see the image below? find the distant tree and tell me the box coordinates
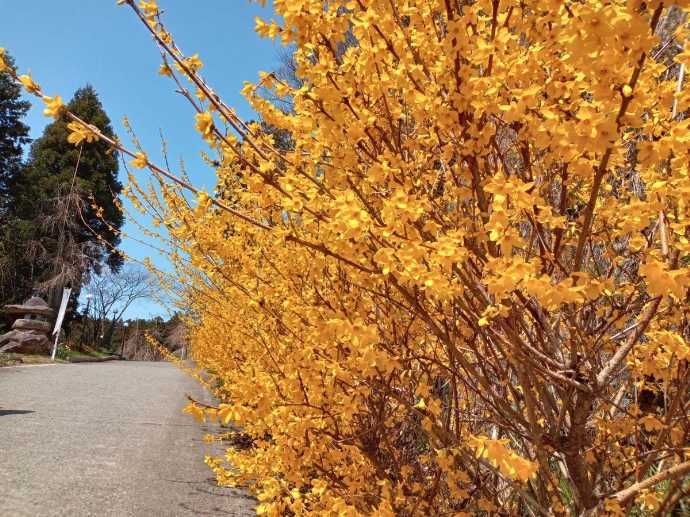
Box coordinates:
[116,313,187,361]
[85,265,153,350]
[0,51,30,220]
[7,85,124,307]
[0,51,31,303]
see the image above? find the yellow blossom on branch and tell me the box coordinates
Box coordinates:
[130,152,148,169]
[25,0,690,514]
[18,74,41,95]
[185,53,203,72]
[66,121,99,145]
[139,0,158,18]
[0,48,9,72]
[42,95,64,119]
[158,63,172,77]
[194,112,214,138]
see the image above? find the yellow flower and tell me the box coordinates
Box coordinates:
[42,95,64,119]
[186,53,203,72]
[139,0,158,17]
[158,30,172,45]
[130,152,148,169]
[158,63,172,77]
[197,191,212,208]
[255,17,270,38]
[240,81,255,98]
[674,51,690,68]
[0,48,8,72]
[66,121,99,145]
[174,54,203,76]
[58,1,690,512]
[18,74,41,95]
[195,112,214,137]
[254,18,281,40]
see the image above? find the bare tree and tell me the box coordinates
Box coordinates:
[85,265,154,350]
[34,185,107,310]
[0,185,104,308]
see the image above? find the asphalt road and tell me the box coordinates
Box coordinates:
[0,361,255,517]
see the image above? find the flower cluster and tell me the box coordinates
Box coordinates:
[9,0,690,514]
[124,0,690,514]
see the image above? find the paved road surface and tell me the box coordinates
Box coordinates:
[0,361,255,516]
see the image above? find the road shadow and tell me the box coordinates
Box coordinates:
[162,477,255,501]
[0,409,35,416]
[177,502,236,516]
[191,484,256,501]
[162,476,256,516]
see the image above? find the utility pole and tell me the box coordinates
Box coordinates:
[133,320,140,360]
[119,321,129,359]
[77,293,93,351]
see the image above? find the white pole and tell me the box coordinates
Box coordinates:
[672,63,685,120]
[51,288,72,361]
[51,331,60,361]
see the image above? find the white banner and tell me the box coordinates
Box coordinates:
[52,288,72,336]
[51,288,72,360]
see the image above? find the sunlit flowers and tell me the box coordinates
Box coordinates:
[66,121,99,145]
[194,112,213,138]
[18,74,40,95]
[185,53,203,72]
[139,0,158,18]
[0,48,8,72]
[130,152,148,169]
[16,0,690,514]
[42,95,64,119]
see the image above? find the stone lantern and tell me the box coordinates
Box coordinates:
[0,296,55,354]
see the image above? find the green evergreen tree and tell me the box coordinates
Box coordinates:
[0,51,31,304]
[0,51,30,221]
[7,85,124,306]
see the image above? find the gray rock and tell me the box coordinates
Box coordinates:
[2,304,55,318]
[0,296,54,355]
[0,330,51,354]
[2,296,55,318]
[12,319,52,333]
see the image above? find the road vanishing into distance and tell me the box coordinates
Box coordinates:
[0,361,254,516]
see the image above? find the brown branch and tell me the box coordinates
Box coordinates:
[185,394,219,410]
[596,296,661,387]
[613,460,690,504]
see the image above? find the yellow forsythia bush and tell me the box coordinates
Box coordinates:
[5,0,690,514]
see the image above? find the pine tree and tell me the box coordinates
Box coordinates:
[7,85,124,306]
[0,51,30,222]
[0,51,31,304]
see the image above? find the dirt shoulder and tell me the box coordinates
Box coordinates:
[0,353,67,367]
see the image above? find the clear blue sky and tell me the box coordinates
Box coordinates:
[2,1,279,318]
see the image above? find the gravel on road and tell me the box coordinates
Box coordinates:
[0,361,255,517]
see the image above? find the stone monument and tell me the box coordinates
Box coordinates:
[0,296,55,354]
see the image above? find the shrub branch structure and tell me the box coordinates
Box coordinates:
[3,1,690,514]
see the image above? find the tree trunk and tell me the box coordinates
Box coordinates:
[104,318,119,351]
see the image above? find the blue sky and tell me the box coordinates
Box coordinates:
[2,1,280,318]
